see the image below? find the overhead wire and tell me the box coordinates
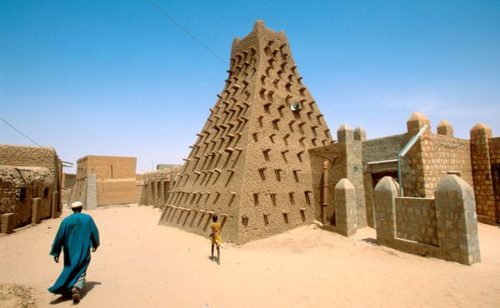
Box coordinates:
[0,115,42,146]
[147,0,228,65]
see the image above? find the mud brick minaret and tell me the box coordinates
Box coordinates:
[159,21,333,244]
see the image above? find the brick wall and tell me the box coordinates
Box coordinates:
[374,175,480,265]
[488,137,500,223]
[396,197,438,246]
[489,137,500,164]
[420,134,472,197]
[470,125,496,223]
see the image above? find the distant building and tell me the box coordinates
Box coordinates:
[156,164,181,170]
[61,173,76,204]
[140,165,181,207]
[0,145,62,233]
[70,155,141,208]
[63,173,76,188]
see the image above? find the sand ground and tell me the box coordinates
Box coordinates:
[1,204,500,308]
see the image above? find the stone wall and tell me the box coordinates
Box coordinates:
[489,137,500,164]
[395,197,437,246]
[489,137,500,223]
[374,175,480,265]
[421,134,472,197]
[470,124,497,224]
[362,113,481,227]
[333,178,357,236]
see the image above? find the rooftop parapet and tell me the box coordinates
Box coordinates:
[354,127,366,141]
[437,120,454,137]
[470,123,492,141]
[337,124,354,143]
[407,112,431,136]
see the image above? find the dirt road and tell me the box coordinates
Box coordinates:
[1,204,499,307]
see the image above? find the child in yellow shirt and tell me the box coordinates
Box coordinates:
[210,215,222,264]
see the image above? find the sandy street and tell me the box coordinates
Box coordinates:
[1,204,499,308]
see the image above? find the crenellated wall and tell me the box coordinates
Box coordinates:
[374,175,480,265]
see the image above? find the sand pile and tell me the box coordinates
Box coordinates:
[0,284,37,308]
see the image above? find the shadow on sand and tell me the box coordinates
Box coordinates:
[361,238,379,245]
[49,281,102,305]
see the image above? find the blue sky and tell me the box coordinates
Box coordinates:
[1,0,499,173]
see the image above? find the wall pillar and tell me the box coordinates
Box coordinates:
[51,190,59,218]
[374,176,399,245]
[334,178,357,236]
[1,213,15,234]
[86,174,97,209]
[32,197,42,224]
[435,175,481,265]
[470,123,496,224]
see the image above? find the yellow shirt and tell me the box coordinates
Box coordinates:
[211,222,222,245]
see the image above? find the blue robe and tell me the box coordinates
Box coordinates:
[48,212,100,294]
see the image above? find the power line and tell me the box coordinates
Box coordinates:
[0,115,42,146]
[147,0,228,65]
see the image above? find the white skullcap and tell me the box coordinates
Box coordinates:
[71,201,83,209]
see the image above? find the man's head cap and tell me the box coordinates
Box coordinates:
[71,201,83,209]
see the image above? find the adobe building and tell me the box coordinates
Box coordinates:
[0,145,62,233]
[70,155,141,208]
[140,165,181,207]
[159,21,334,244]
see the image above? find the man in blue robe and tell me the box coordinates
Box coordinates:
[49,201,100,303]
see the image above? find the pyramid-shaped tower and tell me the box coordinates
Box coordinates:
[159,21,333,243]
